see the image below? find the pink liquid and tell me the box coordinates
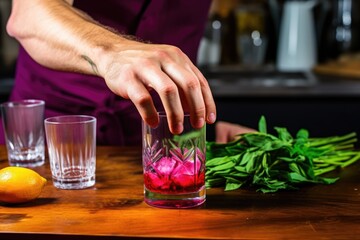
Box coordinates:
[144,155,205,194]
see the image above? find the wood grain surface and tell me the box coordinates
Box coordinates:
[0,145,360,240]
[314,58,360,78]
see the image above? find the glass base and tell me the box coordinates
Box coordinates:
[8,151,45,167]
[144,186,206,209]
[52,175,95,189]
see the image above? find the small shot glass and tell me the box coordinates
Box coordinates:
[44,115,96,189]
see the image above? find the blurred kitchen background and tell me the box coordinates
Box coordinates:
[198,0,360,69]
[1,0,360,140]
[0,0,17,103]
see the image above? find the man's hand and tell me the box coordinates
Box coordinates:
[100,41,216,134]
[7,0,217,134]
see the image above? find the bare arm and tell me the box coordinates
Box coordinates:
[7,0,217,133]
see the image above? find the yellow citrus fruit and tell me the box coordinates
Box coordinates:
[0,166,47,204]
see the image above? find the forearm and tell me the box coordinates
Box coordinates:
[7,0,129,76]
[7,0,217,135]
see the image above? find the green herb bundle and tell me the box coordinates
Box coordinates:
[206,116,360,193]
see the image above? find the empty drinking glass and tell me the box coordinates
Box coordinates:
[44,115,96,189]
[1,99,45,167]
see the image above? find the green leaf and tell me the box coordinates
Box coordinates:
[225,182,242,191]
[234,165,247,173]
[261,153,268,169]
[205,116,360,194]
[205,178,225,188]
[258,115,267,134]
[288,172,309,182]
[275,127,293,142]
[206,156,233,167]
[260,139,287,151]
[242,133,277,147]
[319,177,339,184]
[173,127,205,150]
[240,151,253,166]
[209,159,236,172]
[229,171,249,178]
[296,129,309,142]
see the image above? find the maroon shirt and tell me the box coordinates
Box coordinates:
[1,0,211,145]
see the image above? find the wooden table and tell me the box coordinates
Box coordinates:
[1,145,360,239]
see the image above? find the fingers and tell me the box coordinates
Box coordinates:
[190,64,217,125]
[161,63,204,130]
[136,64,184,134]
[160,48,216,130]
[146,69,184,134]
[105,43,216,134]
[126,79,159,128]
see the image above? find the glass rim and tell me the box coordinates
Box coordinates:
[44,115,96,125]
[1,99,45,108]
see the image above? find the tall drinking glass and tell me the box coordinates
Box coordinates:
[44,115,96,189]
[1,99,45,167]
[142,112,206,208]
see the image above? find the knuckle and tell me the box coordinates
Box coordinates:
[139,58,156,68]
[185,79,201,91]
[200,77,210,88]
[168,45,182,55]
[153,49,170,60]
[132,92,152,106]
[194,106,206,116]
[159,83,177,96]
[108,63,134,80]
[154,45,182,60]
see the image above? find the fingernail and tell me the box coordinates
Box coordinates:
[208,113,216,123]
[197,117,205,128]
[174,122,183,134]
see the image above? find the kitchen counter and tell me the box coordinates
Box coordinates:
[2,67,360,100]
[2,67,360,139]
[1,145,360,239]
[203,66,360,98]
[200,66,360,142]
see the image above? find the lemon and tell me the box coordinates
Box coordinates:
[0,166,47,204]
